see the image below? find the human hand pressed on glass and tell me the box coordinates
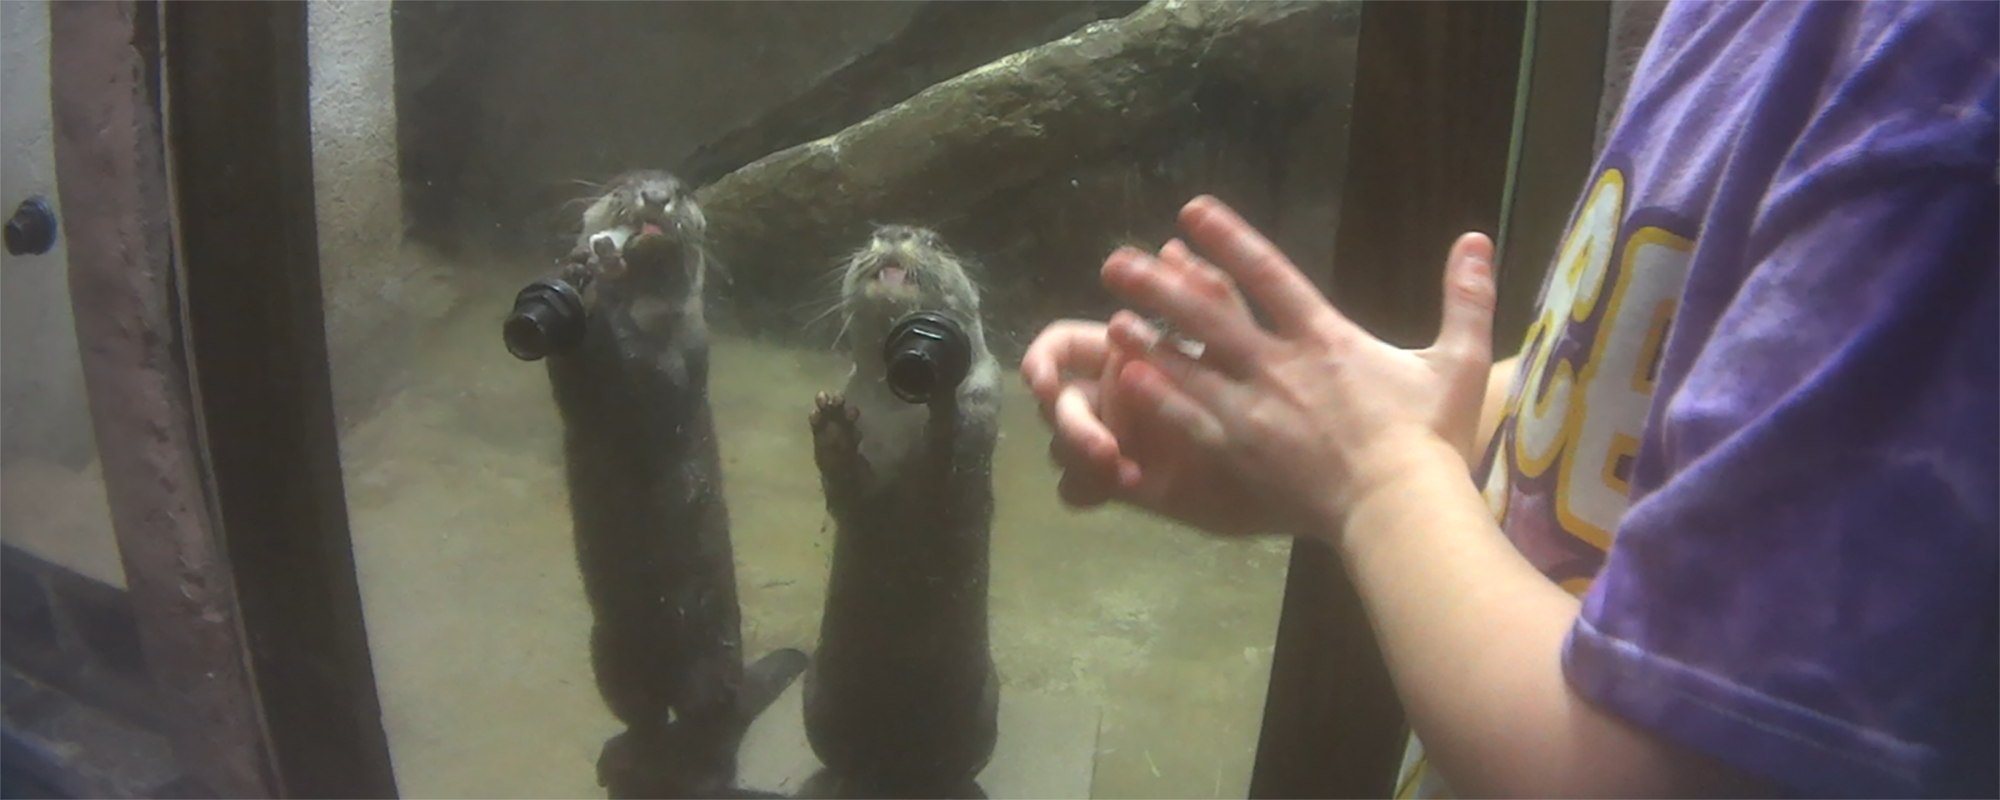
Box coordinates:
[1021,195,1499,542]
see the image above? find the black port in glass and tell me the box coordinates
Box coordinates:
[503,277,587,362]
[883,311,971,404]
[4,196,57,257]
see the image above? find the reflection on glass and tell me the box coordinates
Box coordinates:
[313,1,1356,797]
[1,0,125,590]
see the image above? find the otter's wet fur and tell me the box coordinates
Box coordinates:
[543,169,805,799]
[802,225,1002,798]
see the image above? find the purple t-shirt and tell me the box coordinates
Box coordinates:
[1440,1,1996,797]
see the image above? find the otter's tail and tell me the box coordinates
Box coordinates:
[736,647,810,722]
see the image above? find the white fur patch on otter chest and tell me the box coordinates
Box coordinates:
[845,377,931,482]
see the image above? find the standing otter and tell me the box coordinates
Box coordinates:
[802,225,1003,799]
[538,169,806,799]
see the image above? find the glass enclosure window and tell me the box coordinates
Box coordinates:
[308,2,1357,796]
[1,0,125,591]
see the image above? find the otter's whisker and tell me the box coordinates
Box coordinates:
[811,265,850,291]
[798,299,848,334]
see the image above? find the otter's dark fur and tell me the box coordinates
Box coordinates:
[802,225,1002,799]
[543,169,806,799]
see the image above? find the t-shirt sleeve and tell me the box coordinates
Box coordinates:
[1560,162,1998,795]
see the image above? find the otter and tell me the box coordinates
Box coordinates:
[801,224,1003,799]
[541,169,806,799]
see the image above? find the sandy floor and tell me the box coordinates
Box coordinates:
[1,456,127,590]
[334,266,1293,799]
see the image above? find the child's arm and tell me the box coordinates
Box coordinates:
[1332,164,1996,800]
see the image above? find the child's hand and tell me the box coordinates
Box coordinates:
[1096,196,1497,541]
[1023,316,1287,536]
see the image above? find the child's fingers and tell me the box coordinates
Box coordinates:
[1050,384,1124,473]
[1430,232,1498,368]
[1020,319,1113,402]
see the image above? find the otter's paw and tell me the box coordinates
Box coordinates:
[587,234,631,283]
[810,392,870,483]
[600,729,719,800]
[810,392,860,454]
[739,648,811,720]
[596,730,638,793]
[589,232,621,262]
[557,255,594,288]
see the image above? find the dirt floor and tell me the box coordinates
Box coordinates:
[0,457,127,590]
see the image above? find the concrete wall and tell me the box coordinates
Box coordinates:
[1,0,126,588]
[306,0,462,428]
[395,1,929,255]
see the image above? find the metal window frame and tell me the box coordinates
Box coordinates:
[157,2,400,796]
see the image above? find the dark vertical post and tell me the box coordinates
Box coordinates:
[1494,0,1614,352]
[160,1,399,796]
[390,0,498,256]
[1248,2,1530,798]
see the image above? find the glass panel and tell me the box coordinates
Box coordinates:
[1,0,125,590]
[311,2,1358,797]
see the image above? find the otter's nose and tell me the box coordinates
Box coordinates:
[641,186,673,208]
